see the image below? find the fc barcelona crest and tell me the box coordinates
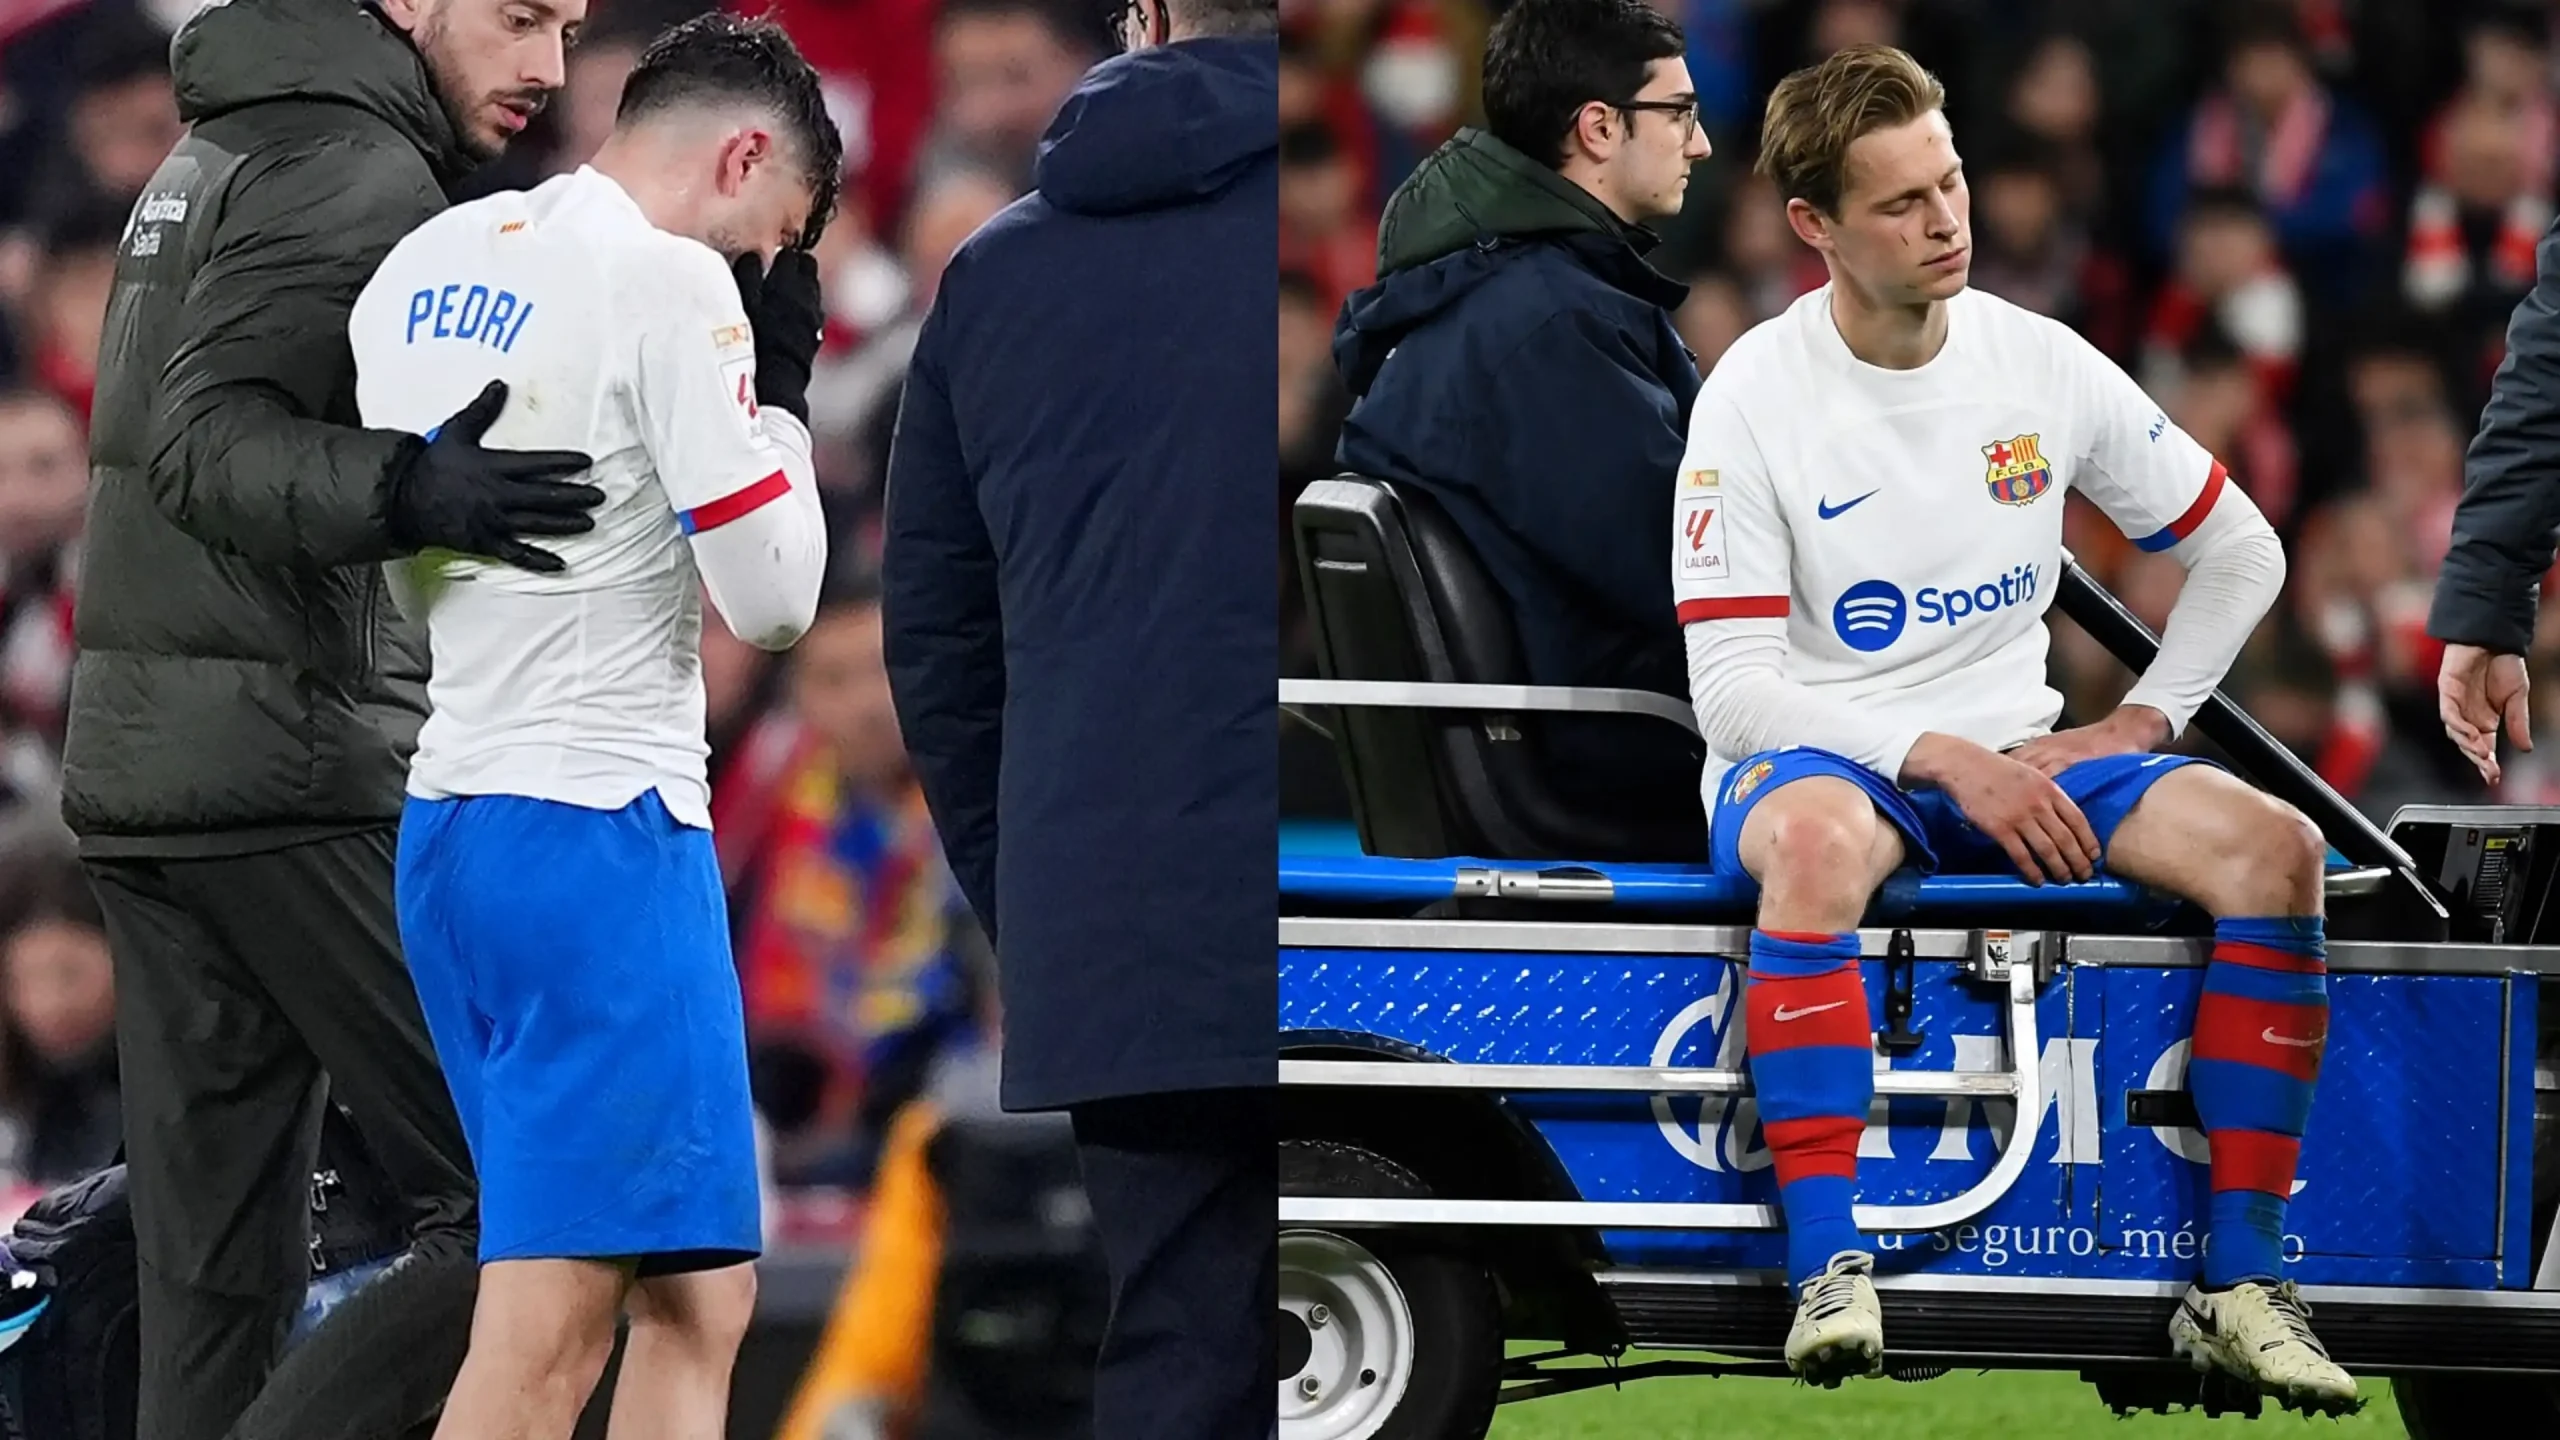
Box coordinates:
[1981,433,2052,506]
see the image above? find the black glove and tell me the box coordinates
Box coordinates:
[387,379,602,574]
[732,249,824,426]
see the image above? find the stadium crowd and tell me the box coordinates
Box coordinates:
[1281,0,2560,831]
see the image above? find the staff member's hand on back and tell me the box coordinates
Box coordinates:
[2440,643,2532,785]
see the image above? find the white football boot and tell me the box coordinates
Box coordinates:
[1784,1250,1884,1387]
[2168,1279,2363,1416]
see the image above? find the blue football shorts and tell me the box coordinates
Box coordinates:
[395,788,761,1274]
[1706,745,2215,877]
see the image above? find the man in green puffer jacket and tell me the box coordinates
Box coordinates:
[63,1,603,1435]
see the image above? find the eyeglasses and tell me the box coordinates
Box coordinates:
[1615,98,1701,140]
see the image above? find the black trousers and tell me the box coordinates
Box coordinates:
[86,829,479,1440]
[1068,1088,1275,1440]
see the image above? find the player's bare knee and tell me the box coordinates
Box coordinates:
[2176,790,2326,917]
[1746,782,1889,925]
[629,1264,757,1358]
[2234,797,2328,916]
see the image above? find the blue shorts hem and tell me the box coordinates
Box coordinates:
[1708,745,2216,878]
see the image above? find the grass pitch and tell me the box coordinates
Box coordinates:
[1487,1354,2410,1439]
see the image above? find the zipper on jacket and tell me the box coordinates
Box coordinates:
[358,569,382,678]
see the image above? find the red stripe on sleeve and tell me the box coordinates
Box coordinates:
[1678,596,1790,624]
[2163,458,2230,544]
[679,470,791,535]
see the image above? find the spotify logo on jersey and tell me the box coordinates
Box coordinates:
[1832,579,1908,652]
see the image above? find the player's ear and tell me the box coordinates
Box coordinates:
[1783,195,1833,252]
[716,129,771,196]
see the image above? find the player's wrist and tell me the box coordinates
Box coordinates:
[2108,704,2173,750]
[1896,731,1977,787]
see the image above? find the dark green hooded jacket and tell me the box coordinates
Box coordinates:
[65,0,472,855]
[1331,127,1704,830]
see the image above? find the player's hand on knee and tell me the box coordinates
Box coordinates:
[1934,742,2100,885]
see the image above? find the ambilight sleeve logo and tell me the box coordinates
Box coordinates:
[1832,579,1908,651]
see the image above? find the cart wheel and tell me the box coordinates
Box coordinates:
[1279,1140,1501,1440]
[2396,1372,2560,1440]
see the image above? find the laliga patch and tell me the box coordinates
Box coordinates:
[1678,494,1727,580]
[720,354,758,419]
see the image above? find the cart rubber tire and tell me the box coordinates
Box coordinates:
[2395,1371,2560,1440]
[1280,1140,1503,1440]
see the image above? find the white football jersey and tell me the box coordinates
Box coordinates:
[349,166,822,828]
[1673,285,2229,801]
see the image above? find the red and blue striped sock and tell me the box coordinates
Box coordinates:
[2189,914,2327,1289]
[1745,928,1873,1290]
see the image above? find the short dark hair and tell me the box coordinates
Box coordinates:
[2180,184,2267,230]
[815,555,883,616]
[2471,3,2551,52]
[1483,0,1686,169]
[71,10,169,97]
[936,0,1112,55]
[618,13,845,246]
[40,191,129,263]
[2220,0,2308,62]
[1279,119,1340,167]
[0,845,101,942]
[1167,0,1277,39]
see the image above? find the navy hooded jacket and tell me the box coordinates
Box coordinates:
[1333,129,1705,829]
[881,37,1276,1111]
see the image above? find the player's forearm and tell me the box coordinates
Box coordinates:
[692,413,827,651]
[2119,506,2286,740]
[1685,622,1927,780]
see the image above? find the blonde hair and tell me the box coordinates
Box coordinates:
[1755,44,1948,216]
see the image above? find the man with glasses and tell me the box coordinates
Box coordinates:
[1334,0,1712,827]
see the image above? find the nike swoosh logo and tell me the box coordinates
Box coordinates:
[2262,1028,2324,1049]
[1817,490,1879,520]
[1772,1001,1849,1022]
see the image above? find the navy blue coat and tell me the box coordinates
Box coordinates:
[1333,129,1703,826]
[2433,216,2560,656]
[881,37,1277,1112]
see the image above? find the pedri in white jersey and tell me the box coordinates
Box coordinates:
[1673,284,2274,808]
[348,165,826,829]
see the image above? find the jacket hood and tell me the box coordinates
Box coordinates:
[1332,132,1685,400]
[1373,127,1642,276]
[1035,35,1277,217]
[172,0,470,180]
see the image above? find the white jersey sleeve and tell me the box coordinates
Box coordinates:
[1675,386,1930,779]
[631,249,828,651]
[2059,327,2284,737]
